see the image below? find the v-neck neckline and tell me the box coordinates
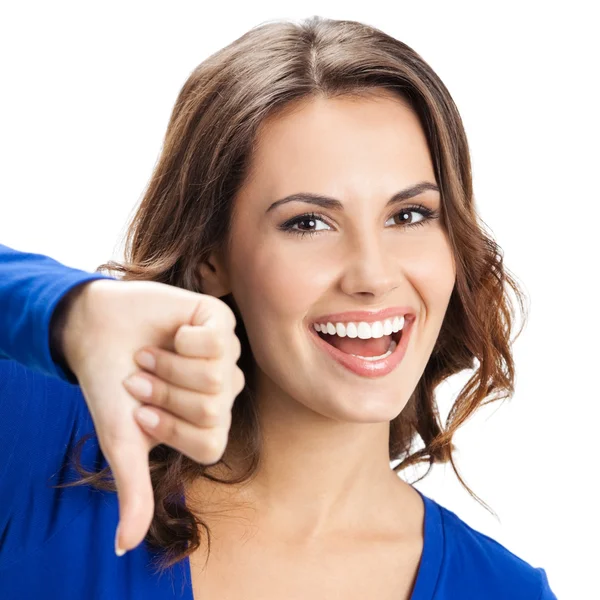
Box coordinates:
[178,487,444,599]
[409,489,444,598]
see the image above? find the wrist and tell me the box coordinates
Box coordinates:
[49,281,95,381]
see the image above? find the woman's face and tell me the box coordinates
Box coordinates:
[215,90,455,422]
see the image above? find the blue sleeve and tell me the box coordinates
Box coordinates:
[537,568,558,599]
[0,242,116,381]
[0,243,115,565]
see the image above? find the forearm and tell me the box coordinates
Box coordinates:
[0,243,115,380]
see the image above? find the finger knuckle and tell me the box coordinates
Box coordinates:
[205,370,223,394]
[234,367,246,394]
[201,432,226,464]
[173,326,192,355]
[156,353,175,381]
[153,379,173,410]
[99,410,132,438]
[232,335,242,361]
[223,305,237,329]
[211,334,226,357]
[208,297,236,329]
[100,430,129,455]
[161,415,178,441]
[202,400,221,424]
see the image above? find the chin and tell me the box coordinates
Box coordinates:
[301,389,409,424]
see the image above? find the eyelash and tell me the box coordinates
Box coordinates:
[279,203,439,238]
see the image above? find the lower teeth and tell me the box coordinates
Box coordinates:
[351,340,397,361]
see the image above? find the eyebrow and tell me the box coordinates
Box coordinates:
[265,181,440,213]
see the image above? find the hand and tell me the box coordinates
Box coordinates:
[58,279,244,555]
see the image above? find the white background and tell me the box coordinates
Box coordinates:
[1,1,597,597]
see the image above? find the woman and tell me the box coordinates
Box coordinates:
[0,16,556,599]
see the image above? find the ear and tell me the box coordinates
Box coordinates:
[197,252,231,298]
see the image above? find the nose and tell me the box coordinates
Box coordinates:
[339,233,401,299]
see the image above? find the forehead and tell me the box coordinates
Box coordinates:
[243,90,434,199]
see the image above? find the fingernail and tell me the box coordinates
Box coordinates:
[136,350,156,371]
[136,406,160,428]
[115,523,127,557]
[124,374,153,398]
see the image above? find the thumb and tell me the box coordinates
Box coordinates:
[107,436,155,556]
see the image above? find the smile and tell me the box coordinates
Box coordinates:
[308,315,414,378]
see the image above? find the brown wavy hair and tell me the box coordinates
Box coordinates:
[54,15,527,574]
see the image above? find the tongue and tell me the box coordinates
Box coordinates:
[324,333,392,357]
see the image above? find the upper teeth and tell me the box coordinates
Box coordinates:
[313,316,405,339]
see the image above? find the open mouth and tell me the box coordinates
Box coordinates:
[317,328,402,346]
[309,316,413,376]
[315,328,403,360]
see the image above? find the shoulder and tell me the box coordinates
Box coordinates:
[429,498,556,599]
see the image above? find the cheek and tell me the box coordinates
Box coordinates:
[228,243,333,376]
[404,231,455,315]
[229,242,327,328]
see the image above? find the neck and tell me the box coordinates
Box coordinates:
[185,381,417,542]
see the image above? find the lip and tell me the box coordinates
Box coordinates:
[308,314,415,378]
[311,306,416,325]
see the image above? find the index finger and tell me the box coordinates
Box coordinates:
[173,323,241,360]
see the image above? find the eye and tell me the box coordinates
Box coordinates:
[279,204,438,238]
[284,213,331,235]
[385,208,427,227]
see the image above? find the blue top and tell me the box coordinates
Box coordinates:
[0,243,557,599]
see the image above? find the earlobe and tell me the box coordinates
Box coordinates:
[197,259,231,298]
